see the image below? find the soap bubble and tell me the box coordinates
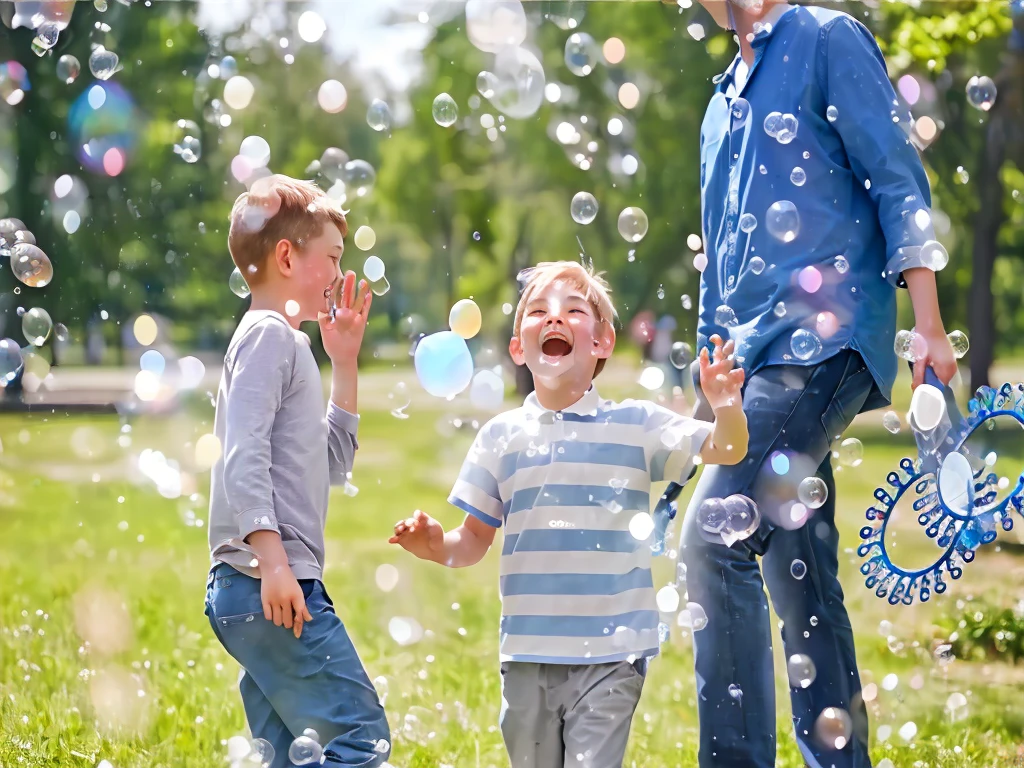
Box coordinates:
[775,113,798,144]
[223,76,255,110]
[317,79,348,113]
[366,99,391,132]
[369,277,390,296]
[10,243,53,287]
[173,119,201,164]
[798,267,822,293]
[773,302,787,318]
[798,477,827,509]
[766,201,799,243]
[287,735,322,766]
[698,495,760,547]
[787,653,816,688]
[655,585,680,613]
[730,97,750,125]
[826,105,839,122]
[715,305,738,327]
[318,147,349,183]
[816,311,839,339]
[89,47,120,80]
[229,266,250,298]
[948,330,969,359]
[693,252,708,272]
[358,256,384,284]
[628,512,655,541]
[354,226,376,251]
[432,92,458,127]
[790,167,807,186]
[738,213,757,233]
[837,438,863,467]
[790,559,808,580]
[898,721,917,742]
[564,32,599,76]
[239,135,271,167]
[893,329,916,361]
[414,331,473,398]
[882,411,901,434]
[339,160,374,198]
[834,255,849,274]
[297,10,327,43]
[814,707,853,750]
[749,256,765,275]
[470,369,504,410]
[617,207,648,243]
[465,0,528,53]
[476,70,498,99]
[638,366,665,391]
[22,308,53,346]
[919,240,949,271]
[449,299,482,339]
[487,46,546,120]
[248,738,275,767]
[764,111,783,137]
[679,602,708,631]
[57,54,80,84]
[790,329,822,361]
[669,341,693,370]
[570,192,598,225]
[0,339,24,386]
[966,75,997,111]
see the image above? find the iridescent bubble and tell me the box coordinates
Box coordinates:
[366,99,391,132]
[766,201,800,243]
[564,32,599,76]
[341,160,376,198]
[57,54,80,84]
[449,299,482,339]
[787,653,816,688]
[354,226,376,251]
[790,167,806,186]
[883,411,901,434]
[88,47,119,80]
[798,266,822,293]
[219,56,239,79]
[488,46,546,120]
[68,81,137,176]
[0,61,31,106]
[546,2,586,30]
[715,305,738,327]
[0,338,24,386]
[790,559,808,580]
[11,244,53,287]
[966,75,997,111]
[173,119,201,164]
[669,341,693,370]
[681,295,692,311]
[798,477,827,509]
[22,308,53,346]
[33,20,60,52]
[617,207,648,243]
[838,438,863,467]
[370,277,390,296]
[834,255,849,274]
[363,255,385,283]
[229,266,250,298]
[738,213,757,233]
[318,147,349,184]
[816,311,839,339]
[317,79,348,113]
[432,92,458,127]
[470,369,505,410]
[920,240,949,271]
[814,707,853,751]
[465,0,528,53]
[749,256,765,275]
[570,192,598,225]
[826,105,839,122]
[775,113,799,144]
[948,329,969,359]
[791,329,822,361]
[414,331,473,398]
[697,495,760,546]
[287,736,323,766]
[763,111,783,137]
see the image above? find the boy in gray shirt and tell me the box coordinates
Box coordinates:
[204,175,390,768]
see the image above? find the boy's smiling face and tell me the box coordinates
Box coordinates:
[509,279,614,385]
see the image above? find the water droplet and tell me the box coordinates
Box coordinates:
[790,166,806,186]
[826,104,839,122]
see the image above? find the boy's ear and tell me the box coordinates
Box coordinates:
[274,239,294,276]
[509,335,526,366]
[593,322,615,360]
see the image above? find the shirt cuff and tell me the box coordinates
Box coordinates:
[236,507,280,541]
[327,401,360,436]
[884,245,929,288]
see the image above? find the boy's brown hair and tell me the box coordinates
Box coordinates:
[514,261,618,377]
[227,175,348,285]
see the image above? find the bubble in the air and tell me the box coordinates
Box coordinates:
[728,683,743,701]
[366,98,392,132]
[790,167,806,186]
[173,119,201,164]
[564,32,599,76]
[465,0,528,53]
[10,244,54,288]
[388,616,424,645]
[814,707,853,750]
[826,105,839,122]
[738,213,757,233]
[617,207,648,243]
[239,135,271,167]
[470,369,505,410]
[775,113,798,144]
[488,46,546,119]
[89,47,120,80]
[33,21,60,52]
[57,54,80,84]
[414,331,473,398]
[715,305,738,328]
[693,252,708,272]
[787,653,816,688]
[763,111,783,137]
[966,75,997,111]
[833,255,849,274]
[681,295,692,310]
[893,329,916,361]
[798,266,822,293]
[766,201,799,243]
[948,329,969,359]
[297,10,327,43]
[318,79,348,113]
[223,76,255,110]
[342,159,376,197]
[791,329,822,361]
[798,476,827,509]
[317,147,349,184]
[229,266,250,298]
[681,602,708,631]
[790,559,808,580]
[883,411,901,433]
[226,735,252,762]
[669,341,693,370]
[22,308,53,346]
[432,92,458,127]
[369,277,390,297]
[476,70,498,99]
[697,495,760,547]
[919,240,949,271]
[449,299,482,339]
[629,512,655,541]
[749,256,765,275]
[570,192,598,225]
[655,585,680,613]
[359,255,385,283]
[0,339,24,386]
[287,735,322,766]
[353,226,376,251]
[249,738,275,767]
[838,438,863,467]
[638,366,665,391]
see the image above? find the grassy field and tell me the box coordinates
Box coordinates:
[1,368,1023,768]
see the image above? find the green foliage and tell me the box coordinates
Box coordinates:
[936,596,1024,664]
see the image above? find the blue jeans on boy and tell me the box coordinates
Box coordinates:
[204,564,391,768]
[680,350,874,768]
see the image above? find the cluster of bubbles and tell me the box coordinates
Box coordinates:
[696,494,760,547]
[894,327,970,362]
[1,218,54,288]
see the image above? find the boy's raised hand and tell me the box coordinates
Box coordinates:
[389,510,444,561]
[699,334,745,411]
[320,270,371,364]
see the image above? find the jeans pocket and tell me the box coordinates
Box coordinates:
[820,357,872,448]
[215,611,263,628]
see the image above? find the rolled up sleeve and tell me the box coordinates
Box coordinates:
[822,17,936,287]
[327,402,359,485]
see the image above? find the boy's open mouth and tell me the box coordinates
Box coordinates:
[541,338,573,357]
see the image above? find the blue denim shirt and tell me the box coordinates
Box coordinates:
[698,6,938,412]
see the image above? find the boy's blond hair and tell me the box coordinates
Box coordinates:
[227,175,348,286]
[513,261,618,377]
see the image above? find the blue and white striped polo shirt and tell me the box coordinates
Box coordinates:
[449,387,713,664]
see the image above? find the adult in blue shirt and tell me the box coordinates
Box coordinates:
[676,2,958,766]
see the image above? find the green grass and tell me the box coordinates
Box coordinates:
[1,389,1024,768]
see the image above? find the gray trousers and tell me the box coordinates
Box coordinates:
[499,660,646,768]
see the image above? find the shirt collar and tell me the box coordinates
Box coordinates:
[713,4,797,92]
[523,386,601,416]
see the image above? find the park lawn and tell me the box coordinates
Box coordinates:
[1,399,1023,768]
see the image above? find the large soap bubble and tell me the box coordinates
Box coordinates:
[414,331,474,398]
[465,0,528,53]
[487,46,546,120]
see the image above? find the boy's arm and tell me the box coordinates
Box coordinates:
[698,402,748,466]
[903,267,957,388]
[390,511,497,568]
[326,360,359,485]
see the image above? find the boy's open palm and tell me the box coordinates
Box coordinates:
[389,510,444,560]
[699,334,745,411]
[320,270,371,364]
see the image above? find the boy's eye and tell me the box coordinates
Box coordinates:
[528,309,545,316]
[569,308,586,314]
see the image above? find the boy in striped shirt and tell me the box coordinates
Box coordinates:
[389,261,748,768]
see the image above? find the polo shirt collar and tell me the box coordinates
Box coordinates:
[523,386,601,416]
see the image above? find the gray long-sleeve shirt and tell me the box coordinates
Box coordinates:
[207,310,357,581]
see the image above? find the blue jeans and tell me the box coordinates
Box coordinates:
[680,350,874,768]
[204,564,391,768]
